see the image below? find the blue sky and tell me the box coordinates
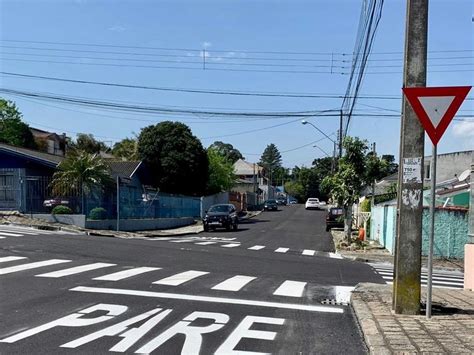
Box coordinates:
[0,0,472,167]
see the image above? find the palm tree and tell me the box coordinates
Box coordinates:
[51,151,113,213]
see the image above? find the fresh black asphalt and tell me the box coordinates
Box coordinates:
[0,205,385,354]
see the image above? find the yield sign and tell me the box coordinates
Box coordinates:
[402,86,471,145]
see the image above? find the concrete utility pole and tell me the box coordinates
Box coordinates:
[371,142,376,207]
[393,0,428,315]
[339,111,343,158]
[465,159,474,290]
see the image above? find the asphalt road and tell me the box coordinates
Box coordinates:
[0,205,385,354]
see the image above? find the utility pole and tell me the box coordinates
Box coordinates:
[371,142,376,207]
[339,110,343,158]
[393,0,428,315]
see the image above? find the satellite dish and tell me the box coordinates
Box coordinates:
[458,169,471,182]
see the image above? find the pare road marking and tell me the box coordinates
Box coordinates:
[1,303,286,354]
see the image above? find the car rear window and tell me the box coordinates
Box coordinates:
[330,208,343,215]
[308,198,319,202]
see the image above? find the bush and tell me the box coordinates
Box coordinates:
[89,207,107,220]
[361,199,371,212]
[51,205,73,215]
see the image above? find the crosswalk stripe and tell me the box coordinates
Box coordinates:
[221,243,240,248]
[0,232,23,237]
[36,263,116,278]
[273,280,306,297]
[153,270,209,286]
[302,249,315,256]
[211,275,257,291]
[275,248,289,253]
[376,271,464,283]
[0,259,71,275]
[328,253,343,259]
[0,237,5,239]
[0,256,28,263]
[170,239,194,243]
[372,266,464,278]
[195,241,217,245]
[248,245,265,250]
[93,267,160,281]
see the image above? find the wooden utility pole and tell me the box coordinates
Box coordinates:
[393,0,428,315]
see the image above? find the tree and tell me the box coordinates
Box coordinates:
[137,121,209,195]
[0,98,37,149]
[206,147,235,194]
[321,136,368,241]
[51,151,113,212]
[381,154,398,175]
[259,144,282,184]
[209,141,244,164]
[69,133,110,154]
[112,138,138,160]
[284,180,305,202]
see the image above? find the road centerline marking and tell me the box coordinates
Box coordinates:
[70,286,344,313]
[221,243,240,248]
[248,245,265,250]
[0,256,28,263]
[302,249,316,256]
[275,248,289,253]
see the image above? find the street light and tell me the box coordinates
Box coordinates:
[301,120,337,144]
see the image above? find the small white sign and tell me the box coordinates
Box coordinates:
[403,157,422,183]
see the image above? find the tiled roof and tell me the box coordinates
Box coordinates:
[0,142,64,166]
[106,161,142,178]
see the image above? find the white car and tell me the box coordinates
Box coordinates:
[305,198,320,210]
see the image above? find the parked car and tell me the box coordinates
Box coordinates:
[43,198,70,209]
[263,199,278,211]
[203,204,238,232]
[326,207,344,231]
[276,197,287,205]
[305,198,320,210]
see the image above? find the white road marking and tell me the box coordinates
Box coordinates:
[36,263,116,278]
[0,236,5,239]
[93,267,160,281]
[221,243,240,248]
[275,248,289,253]
[0,229,38,235]
[211,275,257,291]
[248,245,265,250]
[170,239,194,243]
[71,286,344,313]
[195,241,217,245]
[273,280,306,297]
[0,232,23,237]
[0,259,71,275]
[328,253,343,259]
[376,270,464,283]
[0,256,28,263]
[334,286,355,304]
[302,249,315,256]
[153,270,209,286]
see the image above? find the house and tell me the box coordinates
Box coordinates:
[424,150,473,187]
[232,158,277,200]
[30,128,67,156]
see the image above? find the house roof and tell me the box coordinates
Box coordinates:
[106,161,142,179]
[30,127,65,140]
[0,142,64,167]
[233,159,263,175]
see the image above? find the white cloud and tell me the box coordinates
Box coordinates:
[452,119,474,139]
[108,25,126,33]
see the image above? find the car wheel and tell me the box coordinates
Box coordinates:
[233,222,238,231]
[225,224,231,231]
[204,225,209,232]
[326,226,330,232]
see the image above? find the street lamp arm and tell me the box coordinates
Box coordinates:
[301,120,337,144]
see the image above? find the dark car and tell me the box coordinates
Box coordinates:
[276,197,287,206]
[263,199,278,211]
[326,207,344,231]
[203,204,238,232]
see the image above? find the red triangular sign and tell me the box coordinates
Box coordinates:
[402,86,471,145]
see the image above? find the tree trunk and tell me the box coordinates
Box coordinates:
[344,203,352,243]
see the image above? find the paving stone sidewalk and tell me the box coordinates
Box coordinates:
[352,283,474,354]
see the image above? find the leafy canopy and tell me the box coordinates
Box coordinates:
[206,147,235,194]
[51,151,113,196]
[112,137,138,161]
[0,98,37,149]
[209,141,243,164]
[68,133,110,154]
[137,121,209,195]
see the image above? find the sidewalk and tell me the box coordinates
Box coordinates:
[352,283,474,354]
[333,232,473,354]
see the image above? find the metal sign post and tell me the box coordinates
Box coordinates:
[403,85,471,319]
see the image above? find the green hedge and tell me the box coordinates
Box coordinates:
[52,205,73,215]
[89,207,107,220]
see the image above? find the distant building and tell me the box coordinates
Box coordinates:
[30,128,67,156]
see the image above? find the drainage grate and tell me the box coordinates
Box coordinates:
[321,298,348,306]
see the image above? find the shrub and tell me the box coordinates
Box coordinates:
[361,199,371,212]
[51,205,73,215]
[89,207,107,220]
